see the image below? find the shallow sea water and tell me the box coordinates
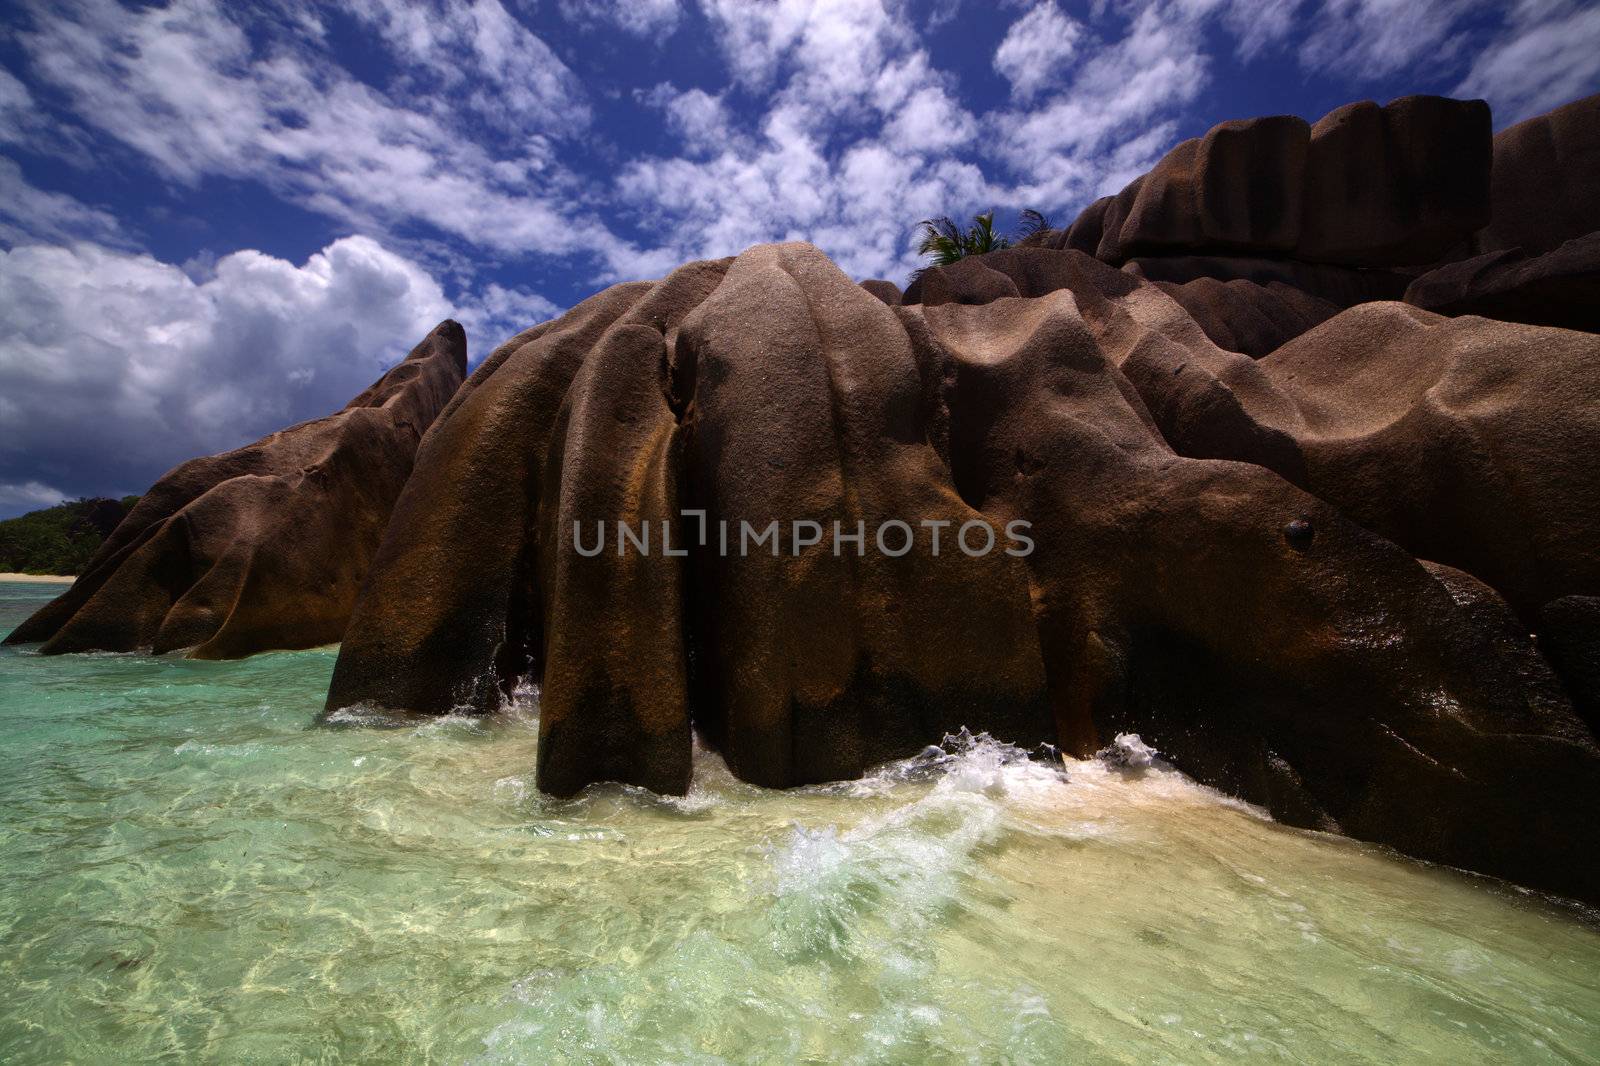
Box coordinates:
[2,580,1598,1064]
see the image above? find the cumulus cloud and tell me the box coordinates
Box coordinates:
[613,0,991,282]
[994,2,1084,101]
[0,235,555,508]
[1457,0,1600,124]
[637,84,740,156]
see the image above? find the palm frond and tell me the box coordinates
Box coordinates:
[1014,208,1052,241]
[914,209,1019,273]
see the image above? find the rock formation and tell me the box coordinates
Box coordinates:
[1404,234,1600,332]
[325,231,1600,903]
[1477,93,1600,256]
[1074,96,1490,268]
[18,90,1600,904]
[4,321,466,658]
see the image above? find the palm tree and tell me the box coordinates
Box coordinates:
[915,210,1010,267]
[1014,208,1053,243]
[914,209,1054,269]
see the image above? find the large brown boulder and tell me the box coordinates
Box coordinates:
[1065,96,1490,269]
[1478,93,1600,257]
[325,242,1600,903]
[1298,96,1492,265]
[1114,295,1600,620]
[903,248,1339,357]
[1122,255,1409,307]
[859,278,903,305]
[328,246,1053,794]
[1540,596,1600,730]
[906,291,1600,903]
[906,246,1600,741]
[1099,116,1310,262]
[1404,233,1600,332]
[3,321,466,658]
[1151,277,1340,358]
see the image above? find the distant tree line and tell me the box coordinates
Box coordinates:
[0,497,139,575]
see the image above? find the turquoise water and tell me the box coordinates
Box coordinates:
[2,581,1599,1064]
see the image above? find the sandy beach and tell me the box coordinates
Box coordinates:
[0,573,74,584]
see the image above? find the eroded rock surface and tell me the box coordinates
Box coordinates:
[1478,92,1600,257]
[1404,234,1600,332]
[1070,96,1491,268]
[4,321,466,659]
[326,242,1600,903]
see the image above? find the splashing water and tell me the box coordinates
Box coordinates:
[1,581,1598,1064]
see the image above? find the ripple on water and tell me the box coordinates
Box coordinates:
[1,589,1598,1065]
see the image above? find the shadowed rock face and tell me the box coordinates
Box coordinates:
[1150,277,1339,358]
[1404,234,1600,333]
[911,246,1600,623]
[326,242,1600,903]
[1075,96,1491,268]
[1478,92,1600,257]
[328,248,1053,794]
[3,321,467,659]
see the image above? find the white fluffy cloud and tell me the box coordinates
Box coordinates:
[614,0,991,281]
[345,0,593,133]
[0,235,555,508]
[637,84,740,156]
[15,0,654,278]
[1457,0,1600,124]
[992,3,1210,208]
[994,2,1084,101]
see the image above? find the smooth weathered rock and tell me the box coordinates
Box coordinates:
[1540,596,1600,731]
[906,248,1340,356]
[1478,93,1600,257]
[329,247,1053,794]
[1299,96,1492,265]
[1152,277,1340,357]
[1123,255,1409,307]
[4,321,467,658]
[903,291,1600,904]
[860,278,903,305]
[1084,97,1488,268]
[1101,116,1310,262]
[912,246,1600,620]
[1119,299,1600,620]
[903,255,1022,306]
[324,269,717,760]
[1062,196,1112,254]
[679,246,1055,787]
[1404,233,1600,332]
[323,241,1600,904]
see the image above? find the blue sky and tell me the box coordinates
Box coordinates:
[1,0,1597,517]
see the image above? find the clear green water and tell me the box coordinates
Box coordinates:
[2,582,1599,1064]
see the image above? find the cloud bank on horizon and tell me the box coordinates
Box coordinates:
[1,0,1597,515]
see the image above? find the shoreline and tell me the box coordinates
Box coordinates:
[0,572,75,584]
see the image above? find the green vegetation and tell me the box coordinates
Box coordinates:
[913,209,1053,271]
[0,497,138,575]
